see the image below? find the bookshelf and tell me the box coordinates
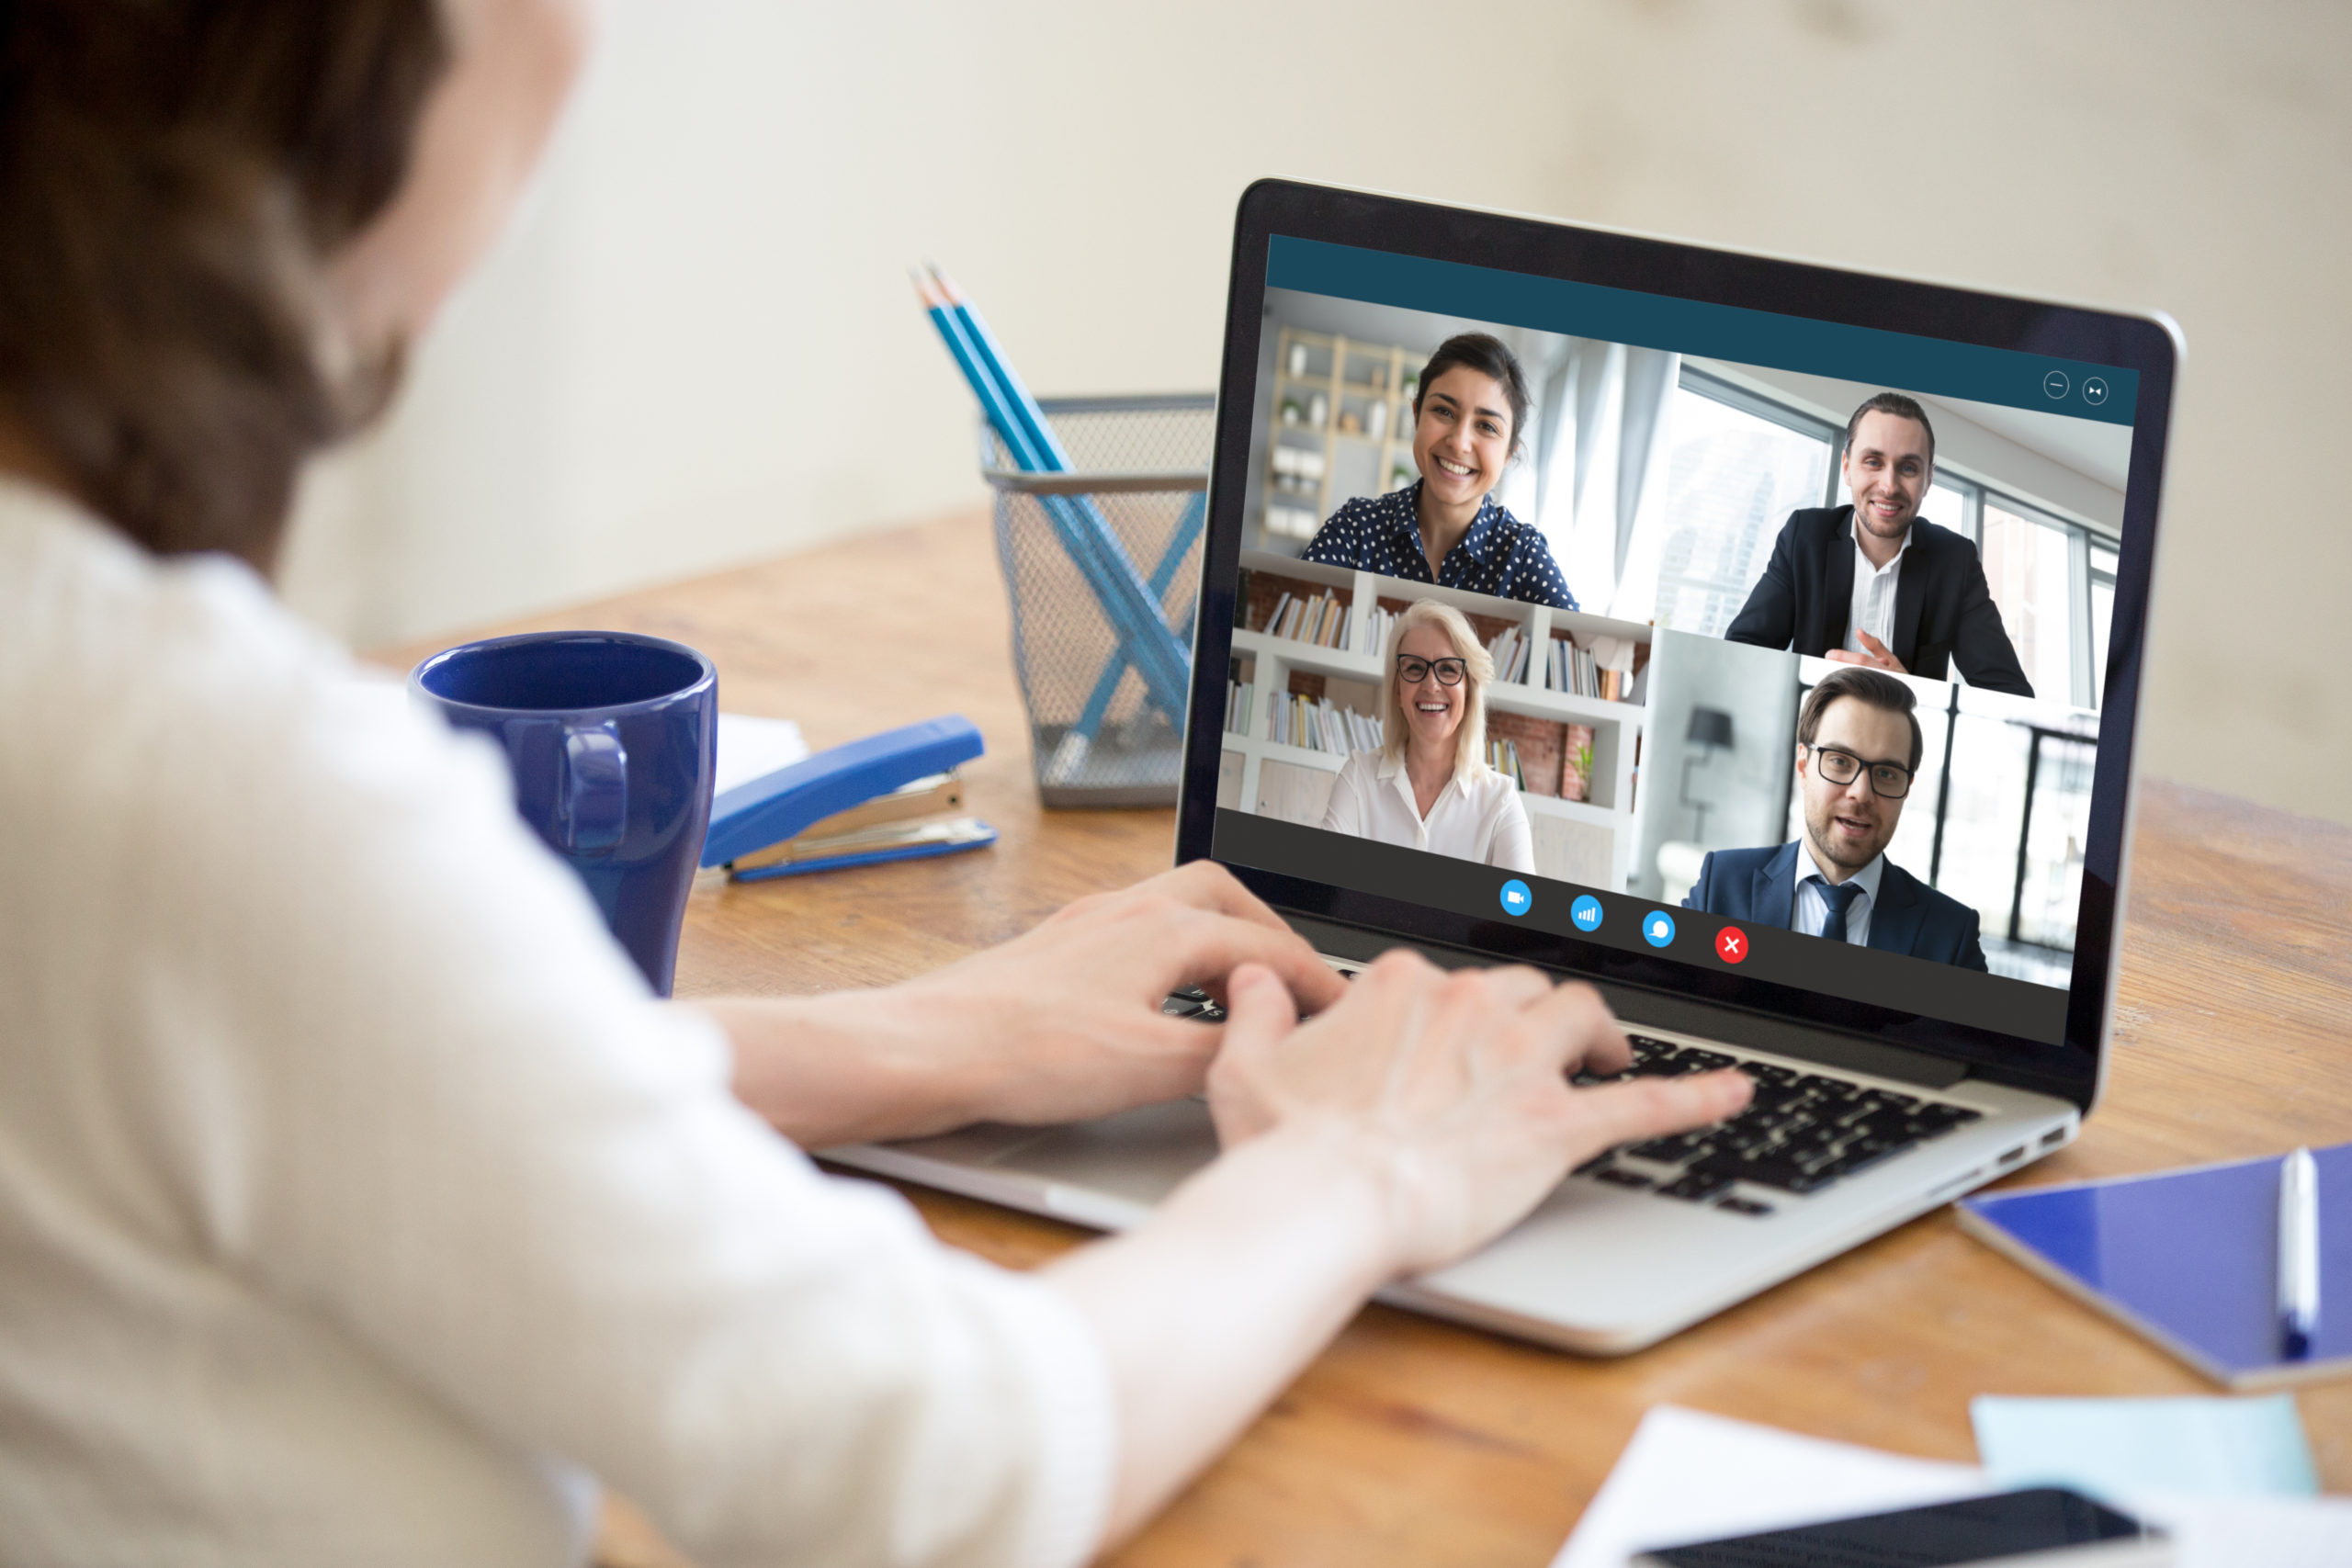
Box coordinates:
[1259,328,1425,547]
[1217,550,1653,891]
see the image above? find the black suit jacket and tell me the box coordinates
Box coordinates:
[1724,506,2033,695]
[1681,841,1989,972]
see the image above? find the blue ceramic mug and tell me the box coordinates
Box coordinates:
[411,631,718,997]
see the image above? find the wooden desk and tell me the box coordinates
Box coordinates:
[384,508,2352,1565]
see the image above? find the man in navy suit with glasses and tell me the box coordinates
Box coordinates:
[1682,666,1989,971]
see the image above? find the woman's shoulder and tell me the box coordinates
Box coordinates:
[1462,761,1530,809]
[1303,488,1407,560]
[1484,502,1556,555]
[4,484,528,903]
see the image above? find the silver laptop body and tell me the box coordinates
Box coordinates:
[826,181,2178,1354]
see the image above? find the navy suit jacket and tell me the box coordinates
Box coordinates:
[1681,841,1989,972]
[1723,505,2033,696]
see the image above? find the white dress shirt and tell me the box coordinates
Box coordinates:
[0,479,1112,1568]
[1319,750,1536,874]
[1842,517,1911,656]
[1792,845,1886,945]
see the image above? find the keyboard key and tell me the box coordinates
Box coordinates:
[1594,1168,1653,1190]
[1571,1151,1615,1175]
[1679,1048,1735,1071]
[1657,1169,1733,1202]
[1689,1151,1833,1194]
[1626,1131,1712,1162]
[1715,1196,1775,1217]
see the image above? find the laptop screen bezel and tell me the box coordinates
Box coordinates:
[1174,179,2177,1112]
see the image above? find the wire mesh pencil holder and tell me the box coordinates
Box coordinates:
[981,394,1215,807]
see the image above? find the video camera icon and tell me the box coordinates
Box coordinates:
[1499,879,1532,918]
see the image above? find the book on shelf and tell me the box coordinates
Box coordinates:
[1224,680,1253,737]
[1486,737,1529,791]
[1544,634,1641,705]
[1261,589,1353,650]
[1485,625,1531,684]
[1267,691,1382,756]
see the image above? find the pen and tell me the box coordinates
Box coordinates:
[2279,1146,2320,1359]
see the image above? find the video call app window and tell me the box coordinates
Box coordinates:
[1217,239,2138,1043]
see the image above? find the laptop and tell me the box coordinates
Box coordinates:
[828,179,2180,1354]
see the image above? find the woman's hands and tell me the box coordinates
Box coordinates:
[1208,950,1751,1276]
[891,860,1350,1126]
[1050,943,1748,1546]
[712,862,1347,1147]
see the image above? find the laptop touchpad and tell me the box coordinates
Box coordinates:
[990,1099,1221,1207]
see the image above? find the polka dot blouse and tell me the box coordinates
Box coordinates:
[1299,482,1578,610]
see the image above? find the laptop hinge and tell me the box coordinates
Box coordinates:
[1284,912,1966,1092]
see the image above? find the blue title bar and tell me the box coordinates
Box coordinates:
[1267,235,2137,427]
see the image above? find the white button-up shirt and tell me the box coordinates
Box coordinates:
[0,480,1112,1568]
[1793,846,1886,944]
[1842,517,1910,657]
[1320,750,1536,873]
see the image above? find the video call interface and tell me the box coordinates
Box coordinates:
[1209,236,2140,1046]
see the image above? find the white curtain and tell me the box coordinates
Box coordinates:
[1533,339,1679,619]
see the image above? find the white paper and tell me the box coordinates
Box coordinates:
[1554,1404,2352,1568]
[713,713,808,795]
[1554,1406,1983,1568]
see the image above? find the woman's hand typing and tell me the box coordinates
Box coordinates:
[1207,948,1752,1275]
[709,861,1348,1147]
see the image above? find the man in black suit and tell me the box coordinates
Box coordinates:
[1682,666,1988,970]
[1724,393,2032,696]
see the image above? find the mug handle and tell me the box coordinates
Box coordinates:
[559,722,628,854]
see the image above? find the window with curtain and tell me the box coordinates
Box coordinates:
[1648,381,1832,637]
[2089,544,2118,705]
[1979,500,2076,704]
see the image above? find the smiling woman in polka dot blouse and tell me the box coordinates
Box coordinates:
[1301,333,1578,610]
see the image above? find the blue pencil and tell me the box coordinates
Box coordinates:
[1065,491,1205,749]
[928,266,1197,752]
[916,271,1192,742]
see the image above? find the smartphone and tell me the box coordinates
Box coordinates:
[1630,1487,2170,1568]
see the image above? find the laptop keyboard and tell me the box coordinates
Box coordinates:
[1571,1036,1981,1215]
[1161,993,1981,1219]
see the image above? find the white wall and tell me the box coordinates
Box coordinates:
[279,0,2352,826]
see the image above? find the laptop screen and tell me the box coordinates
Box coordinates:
[1189,197,2170,1083]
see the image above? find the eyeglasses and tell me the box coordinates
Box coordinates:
[1396,655,1467,687]
[1809,745,1914,799]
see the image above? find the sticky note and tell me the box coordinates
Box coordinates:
[1971,1393,2319,1499]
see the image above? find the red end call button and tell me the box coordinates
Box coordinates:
[1714,925,1749,964]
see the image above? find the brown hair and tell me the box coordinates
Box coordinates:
[1844,390,1936,467]
[0,0,449,570]
[1415,333,1532,458]
[1799,665,1923,773]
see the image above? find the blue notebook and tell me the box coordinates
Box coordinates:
[1958,1143,2352,1390]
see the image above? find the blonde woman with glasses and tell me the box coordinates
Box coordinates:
[1319,599,1536,872]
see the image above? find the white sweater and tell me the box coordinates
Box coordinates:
[0,479,1113,1568]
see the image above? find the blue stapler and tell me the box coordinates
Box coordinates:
[700,715,997,881]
